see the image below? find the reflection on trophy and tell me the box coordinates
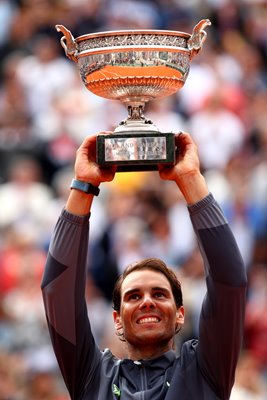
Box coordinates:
[56,19,211,172]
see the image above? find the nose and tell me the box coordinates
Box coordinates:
[140,294,155,309]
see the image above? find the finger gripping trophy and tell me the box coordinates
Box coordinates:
[56,19,211,172]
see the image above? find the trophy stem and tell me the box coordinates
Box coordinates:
[126,102,146,121]
[114,101,159,133]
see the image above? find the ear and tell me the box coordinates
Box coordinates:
[175,306,185,326]
[113,310,123,330]
[113,310,126,342]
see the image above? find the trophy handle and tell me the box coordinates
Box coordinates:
[55,24,78,62]
[188,19,211,58]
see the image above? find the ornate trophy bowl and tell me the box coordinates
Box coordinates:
[56,19,211,171]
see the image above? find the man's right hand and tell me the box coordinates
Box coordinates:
[65,133,116,216]
[74,133,116,187]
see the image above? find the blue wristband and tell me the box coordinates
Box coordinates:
[70,179,100,196]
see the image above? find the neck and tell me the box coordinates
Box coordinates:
[126,340,174,361]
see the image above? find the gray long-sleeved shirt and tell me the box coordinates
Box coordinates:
[41,193,247,400]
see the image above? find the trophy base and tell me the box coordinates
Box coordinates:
[96,132,175,172]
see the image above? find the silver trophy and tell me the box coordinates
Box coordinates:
[56,19,211,172]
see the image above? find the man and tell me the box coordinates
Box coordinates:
[41,132,247,399]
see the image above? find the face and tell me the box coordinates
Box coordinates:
[113,269,184,352]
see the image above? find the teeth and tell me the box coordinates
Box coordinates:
[138,317,159,324]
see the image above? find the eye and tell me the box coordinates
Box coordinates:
[128,293,141,301]
[154,291,166,299]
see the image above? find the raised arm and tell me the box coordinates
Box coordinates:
[41,133,116,399]
[189,193,247,398]
[159,132,247,398]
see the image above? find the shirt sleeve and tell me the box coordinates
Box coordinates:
[188,193,247,399]
[41,209,101,400]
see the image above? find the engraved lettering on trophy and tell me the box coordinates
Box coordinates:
[105,137,166,162]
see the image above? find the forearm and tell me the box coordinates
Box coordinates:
[65,188,95,216]
[175,171,209,205]
[188,193,247,286]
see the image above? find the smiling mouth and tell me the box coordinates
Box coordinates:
[137,317,160,324]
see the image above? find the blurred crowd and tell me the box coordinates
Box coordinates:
[0,0,267,398]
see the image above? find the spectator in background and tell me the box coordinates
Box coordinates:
[189,86,245,171]
[244,263,267,371]
[0,155,53,231]
[230,351,267,400]
[15,34,77,117]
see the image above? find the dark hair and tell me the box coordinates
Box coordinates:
[112,257,183,312]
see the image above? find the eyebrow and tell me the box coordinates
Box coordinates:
[123,286,171,299]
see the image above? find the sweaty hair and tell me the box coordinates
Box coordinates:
[112,257,183,312]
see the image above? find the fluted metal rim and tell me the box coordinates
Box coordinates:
[86,75,185,101]
[75,29,191,42]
